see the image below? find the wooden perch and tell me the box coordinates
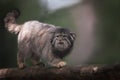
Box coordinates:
[0,64,120,80]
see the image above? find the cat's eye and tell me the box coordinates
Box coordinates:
[56,35,59,37]
[63,35,66,37]
[63,34,67,37]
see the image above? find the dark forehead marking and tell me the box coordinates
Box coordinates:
[55,28,70,33]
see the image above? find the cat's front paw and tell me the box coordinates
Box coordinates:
[56,61,66,68]
[18,63,26,69]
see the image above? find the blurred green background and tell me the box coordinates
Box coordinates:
[89,0,120,64]
[0,0,120,68]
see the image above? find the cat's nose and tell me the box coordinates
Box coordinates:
[59,38,63,41]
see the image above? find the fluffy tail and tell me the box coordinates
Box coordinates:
[4,9,22,34]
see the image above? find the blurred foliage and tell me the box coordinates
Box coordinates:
[89,0,120,64]
[41,9,74,29]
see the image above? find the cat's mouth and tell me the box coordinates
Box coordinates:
[58,42,64,44]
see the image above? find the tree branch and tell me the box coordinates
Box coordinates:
[0,64,120,80]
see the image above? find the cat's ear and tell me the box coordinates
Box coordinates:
[70,32,76,41]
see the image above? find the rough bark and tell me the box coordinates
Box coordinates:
[0,64,120,80]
